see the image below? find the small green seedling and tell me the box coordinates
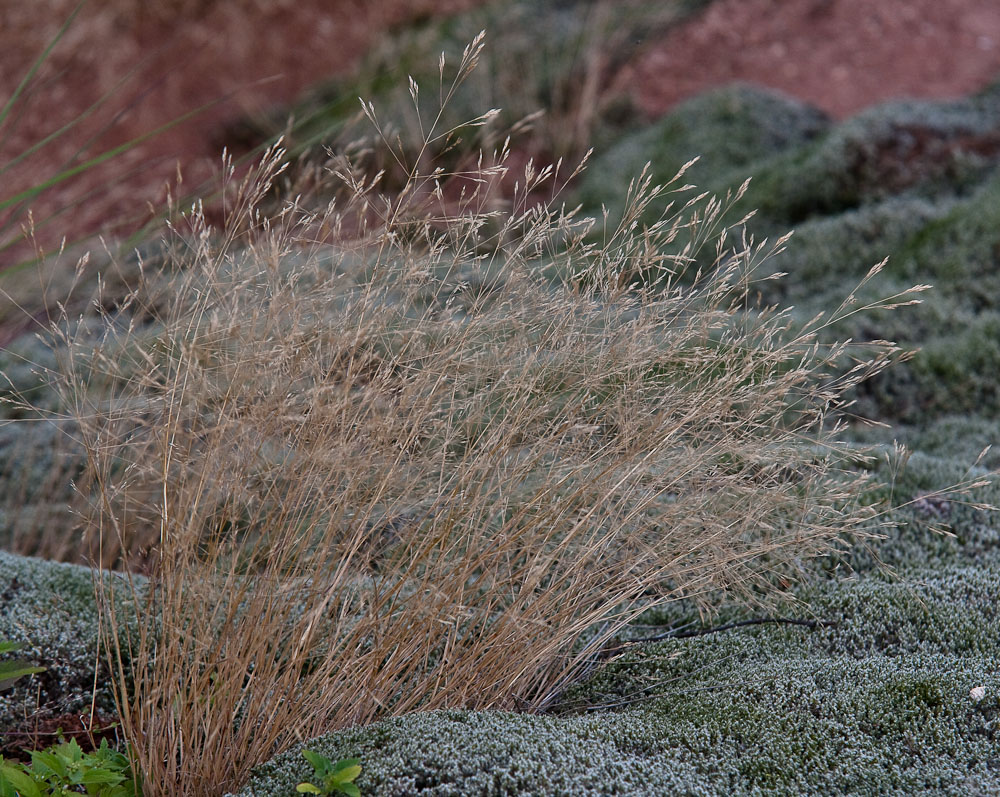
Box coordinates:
[296,750,362,797]
[0,639,45,692]
[0,737,140,797]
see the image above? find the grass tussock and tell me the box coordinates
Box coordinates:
[42,36,921,796]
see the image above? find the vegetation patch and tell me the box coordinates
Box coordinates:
[3,9,1000,796]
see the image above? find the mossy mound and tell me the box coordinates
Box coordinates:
[903,415,1000,470]
[237,444,1000,796]
[579,80,1000,233]
[0,551,141,734]
[574,83,830,218]
[239,592,1000,795]
[236,709,721,797]
[769,170,1000,426]
[576,76,1000,429]
[736,91,1000,231]
[762,163,1000,315]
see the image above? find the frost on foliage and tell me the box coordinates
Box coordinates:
[237,438,1000,797]
[235,557,1000,796]
[0,551,141,731]
[235,709,718,797]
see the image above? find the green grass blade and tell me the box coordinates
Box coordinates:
[0,102,213,216]
[0,0,86,134]
[0,61,148,180]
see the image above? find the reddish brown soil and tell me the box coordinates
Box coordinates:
[620,0,1000,120]
[3,0,1000,266]
[0,0,482,264]
[0,709,121,760]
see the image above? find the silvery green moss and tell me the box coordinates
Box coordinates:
[233,445,1000,796]
[0,551,141,731]
[575,82,831,222]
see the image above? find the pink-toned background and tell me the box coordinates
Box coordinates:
[2,0,999,257]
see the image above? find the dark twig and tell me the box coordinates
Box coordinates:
[556,617,840,712]
[629,616,838,645]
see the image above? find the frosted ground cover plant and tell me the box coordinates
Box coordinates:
[236,455,1000,797]
[0,550,141,734]
[580,79,1000,240]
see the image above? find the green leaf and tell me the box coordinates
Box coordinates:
[0,639,46,692]
[298,751,363,794]
[57,739,85,761]
[0,661,46,692]
[0,764,43,797]
[332,759,361,775]
[330,764,362,785]
[54,741,86,774]
[0,737,140,797]
[29,749,68,779]
[80,767,124,786]
[301,750,333,776]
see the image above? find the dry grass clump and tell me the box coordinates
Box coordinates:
[46,37,918,797]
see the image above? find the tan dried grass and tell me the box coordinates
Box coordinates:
[46,36,920,796]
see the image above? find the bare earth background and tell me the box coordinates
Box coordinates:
[3,0,1000,256]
